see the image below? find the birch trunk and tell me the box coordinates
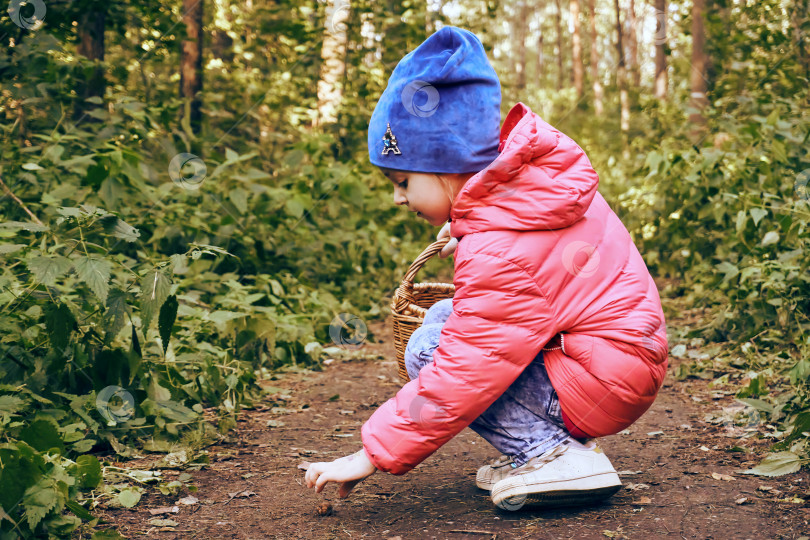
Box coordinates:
[654,0,668,101]
[570,0,584,98]
[626,0,640,86]
[316,0,350,126]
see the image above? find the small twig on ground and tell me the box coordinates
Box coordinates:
[449,530,496,537]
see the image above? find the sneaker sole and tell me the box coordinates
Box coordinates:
[476,469,513,491]
[476,479,494,491]
[492,473,622,510]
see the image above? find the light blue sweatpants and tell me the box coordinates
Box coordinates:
[404,298,570,467]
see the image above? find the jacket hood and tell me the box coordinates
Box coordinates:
[449,103,600,236]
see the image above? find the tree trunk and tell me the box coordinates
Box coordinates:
[792,0,810,79]
[588,0,603,115]
[538,31,545,87]
[74,11,105,120]
[362,12,378,68]
[316,0,350,126]
[426,0,444,35]
[180,0,204,135]
[654,0,668,101]
[515,1,529,90]
[626,0,640,87]
[689,0,709,130]
[570,0,584,98]
[536,6,546,86]
[554,0,564,90]
[614,0,629,137]
[211,30,234,63]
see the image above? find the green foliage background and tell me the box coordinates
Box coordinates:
[0,0,808,536]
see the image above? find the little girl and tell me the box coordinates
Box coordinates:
[304,25,668,511]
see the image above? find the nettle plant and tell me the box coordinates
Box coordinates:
[0,203,266,535]
[6,203,278,419]
[607,92,810,463]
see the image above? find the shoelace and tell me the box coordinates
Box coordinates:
[511,443,569,474]
[491,454,516,469]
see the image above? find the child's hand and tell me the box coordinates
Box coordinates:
[437,221,458,259]
[302,448,377,498]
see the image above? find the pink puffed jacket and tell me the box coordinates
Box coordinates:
[361,103,669,475]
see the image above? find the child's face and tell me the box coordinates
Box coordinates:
[383,170,454,227]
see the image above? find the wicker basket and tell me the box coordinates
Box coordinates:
[390,237,456,384]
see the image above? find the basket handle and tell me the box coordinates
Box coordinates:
[393,237,451,310]
[402,237,451,284]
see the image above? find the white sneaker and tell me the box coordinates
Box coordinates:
[475,454,517,491]
[490,437,622,511]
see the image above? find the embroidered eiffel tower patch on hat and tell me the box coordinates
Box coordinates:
[382,123,401,155]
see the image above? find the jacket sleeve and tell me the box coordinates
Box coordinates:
[361,249,558,475]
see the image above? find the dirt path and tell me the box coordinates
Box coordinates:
[98,316,810,539]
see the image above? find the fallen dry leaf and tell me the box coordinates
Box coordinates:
[148,506,179,515]
[298,461,312,471]
[148,519,178,527]
[735,497,750,505]
[634,496,652,505]
[178,496,199,505]
[711,472,735,481]
[625,483,651,491]
[227,490,257,499]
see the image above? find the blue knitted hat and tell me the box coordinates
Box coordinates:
[367,26,501,174]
